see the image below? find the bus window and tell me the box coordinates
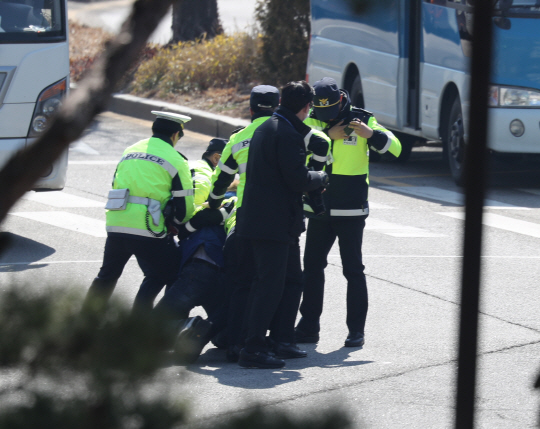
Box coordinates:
[0,0,65,42]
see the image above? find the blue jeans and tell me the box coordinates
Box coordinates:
[153,258,227,333]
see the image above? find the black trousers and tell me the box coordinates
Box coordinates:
[84,234,181,314]
[224,233,256,347]
[243,237,303,353]
[298,216,368,335]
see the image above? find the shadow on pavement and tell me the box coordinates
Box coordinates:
[0,232,55,272]
[175,345,374,389]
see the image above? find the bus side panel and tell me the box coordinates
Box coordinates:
[308,0,402,127]
[3,43,69,104]
[0,138,26,170]
[421,3,470,141]
[0,103,35,138]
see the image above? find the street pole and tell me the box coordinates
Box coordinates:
[455,1,494,428]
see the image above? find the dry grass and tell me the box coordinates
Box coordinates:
[69,21,252,119]
[69,20,112,59]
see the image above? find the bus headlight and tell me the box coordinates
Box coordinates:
[28,78,67,137]
[489,85,540,107]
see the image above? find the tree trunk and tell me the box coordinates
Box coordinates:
[171,0,223,43]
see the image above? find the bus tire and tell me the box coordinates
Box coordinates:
[444,97,466,186]
[350,75,364,108]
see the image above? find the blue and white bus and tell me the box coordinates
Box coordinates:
[0,0,69,190]
[307,0,540,184]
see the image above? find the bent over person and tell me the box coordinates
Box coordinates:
[296,77,402,348]
[83,111,195,314]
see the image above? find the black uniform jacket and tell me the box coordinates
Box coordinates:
[236,106,324,243]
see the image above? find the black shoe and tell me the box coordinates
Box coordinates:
[211,330,229,349]
[344,332,365,348]
[295,327,319,344]
[238,349,285,369]
[174,316,213,364]
[273,342,307,359]
[226,344,242,363]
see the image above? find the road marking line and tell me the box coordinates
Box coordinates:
[366,218,445,237]
[0,257,135,267]
[5,254,540,268]
[69,141,100,155]
[368,202,394,209]
[370,176,411,187]
[517,188,540,196]
[69,160,118,165]
[22,191,104,208]
[438,212,540,238]
[10,211,106,237]
[382,186,529,209]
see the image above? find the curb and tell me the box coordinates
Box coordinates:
[107,93,250,138]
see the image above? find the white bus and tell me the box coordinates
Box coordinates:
[307,0,540,185]
[0,0,69,190]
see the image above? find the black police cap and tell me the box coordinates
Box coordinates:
[250,85,280,111]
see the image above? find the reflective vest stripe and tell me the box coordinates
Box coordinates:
[304,130,314,148]
[127,196,160,206]
[231,139,251,154]
[193,174,209,183]
[374,132,393,154]
[217,160,237,175]
[210,191,225,200]
[219,208,228,222]
[185,221,196,232]
[172,189,195,197]
[120,152,178,177]
[312,154,327,162]
[106,225,166,238]
[238,163,247,174]
[330,208,369,216]
[226,225,236,240]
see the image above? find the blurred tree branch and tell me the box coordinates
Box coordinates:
[0,0,174,253]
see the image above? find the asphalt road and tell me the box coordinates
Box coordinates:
[1,112,540,428]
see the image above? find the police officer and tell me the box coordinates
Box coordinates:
[236,81,329,369]
[208,85,330,363]
[189,138,227,207]
[296,77,402,348]
[83,111,196,314]
[207,85,279,361]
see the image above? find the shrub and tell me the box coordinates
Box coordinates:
[131,33,262,96]
[255,0,310,85]
[0,286,353,429]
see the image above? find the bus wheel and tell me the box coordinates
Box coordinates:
[350,75,364,108]
[444,97,466,186]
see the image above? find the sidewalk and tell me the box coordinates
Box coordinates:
[107,93,250,138]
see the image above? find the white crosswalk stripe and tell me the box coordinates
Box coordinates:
[69,141,99,155]
[69,160,118,165]
[382,186,529,209]
[368,201,394,209]
[22,191,104,208]
[366,218,445,237]
[438,212,540,239]
[10,211,106,237]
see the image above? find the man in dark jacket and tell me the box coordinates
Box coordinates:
[235,81,329,369]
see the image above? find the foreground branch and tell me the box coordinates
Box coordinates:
[0,0,173,240]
